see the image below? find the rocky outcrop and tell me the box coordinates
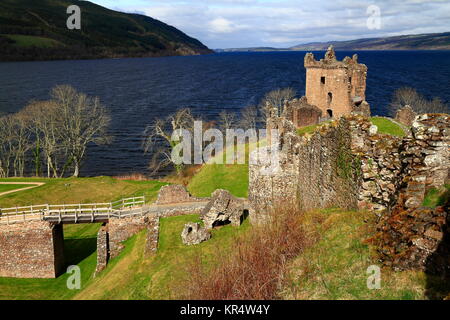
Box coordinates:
[181,222,211,245]
[201,189,245,229]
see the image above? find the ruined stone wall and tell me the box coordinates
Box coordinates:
[249,117,360,221]
[95,224,109,276]
[249,113,449,225]
[348,116,404,213]
[155,184,207,205]
[0,221,65,278]
[296,119,359,210]
[373,114,449,274]
[108,216,150,258]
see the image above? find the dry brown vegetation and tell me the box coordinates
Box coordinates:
[179,205,320,300]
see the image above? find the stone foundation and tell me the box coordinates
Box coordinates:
[0,221,65,278]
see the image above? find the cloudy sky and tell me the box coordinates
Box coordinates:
[90,0,450,49]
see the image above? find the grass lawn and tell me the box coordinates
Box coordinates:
[371,117,406,137]
[281,209,431,300]
[74,214,250,299]
[0,177,167,208]
[186,142,260,198]
[2,34,62,48]
[0,223,101,300]
[0,184,33,194]
[188,164,248,198]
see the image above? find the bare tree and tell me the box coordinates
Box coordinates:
[22,100,65,177]
[259,87,296,120]
[239,105,258,129]
[52,85,111,177]
[218,110,236,132]
[0,115,15,177]
[144,108,196,176]
[0,113,32,177]
[389,87,449,115]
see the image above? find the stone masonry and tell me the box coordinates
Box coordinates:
[249,113,449,222]
[0,221,64,278]
[304,45,368,118]
[155,184,207,205]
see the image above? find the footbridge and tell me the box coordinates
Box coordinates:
[0,195,209,279]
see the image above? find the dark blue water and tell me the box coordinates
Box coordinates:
[0,51,449,176]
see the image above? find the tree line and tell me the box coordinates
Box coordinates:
[0,85,111,178]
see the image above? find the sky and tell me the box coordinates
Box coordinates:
[89,0,450,49]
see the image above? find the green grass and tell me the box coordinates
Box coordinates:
[423,184,450,208]
[74,214,250,299]
[282,209,428,300]
[2,34,62,48]
[186,142,258,198]
[0,223,101,300]
[188,164,249,198]
[0,184,32,193]
[371,117,405,137]
[297,124,321,136]
[0,177,167,208]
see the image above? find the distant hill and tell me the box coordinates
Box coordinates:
[0,0,213,61]
[219,32,450,52]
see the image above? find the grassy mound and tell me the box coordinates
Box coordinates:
[0,177,167,208]
[371,117,406,137]
[187,164,248,198]
[281,209,428,299]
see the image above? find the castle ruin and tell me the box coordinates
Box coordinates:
[304,45,369,119]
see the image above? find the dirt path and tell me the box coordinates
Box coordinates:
[0,182,45,197]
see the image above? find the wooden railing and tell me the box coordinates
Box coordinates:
[0,196,146,225]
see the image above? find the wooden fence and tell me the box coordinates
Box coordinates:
[0,196,146,225]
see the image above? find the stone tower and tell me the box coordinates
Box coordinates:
[304,45,368,118]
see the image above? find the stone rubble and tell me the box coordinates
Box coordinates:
[181,222,211,245]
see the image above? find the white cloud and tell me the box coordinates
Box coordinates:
[209,17,238,33]
[92,0,450,48]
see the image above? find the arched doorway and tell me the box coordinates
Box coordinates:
[327,109,333,118]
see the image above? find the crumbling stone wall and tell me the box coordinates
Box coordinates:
[0,221,65,278]
[249,116,361,222]
[95,224,109,276]
[108,216,150,258]
[283,97,322,127]
[250,113,449,225]
[348,115,404,213]
[395,105,417,126]
[375,205,448,273]
[155,184,206,205]
[374,114,450,273]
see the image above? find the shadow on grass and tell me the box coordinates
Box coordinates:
[64,238,97,267]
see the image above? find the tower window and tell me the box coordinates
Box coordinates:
[327,92,333,105]
[327,109,333,118]
[321,76,325,84]
[349,77,352,83]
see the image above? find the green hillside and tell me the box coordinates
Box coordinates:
[0,0,212,61]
